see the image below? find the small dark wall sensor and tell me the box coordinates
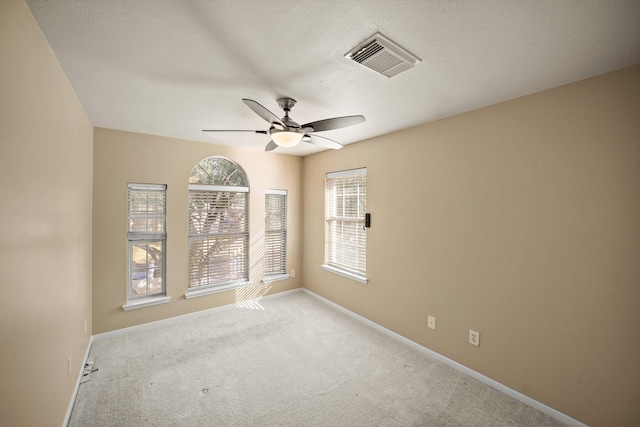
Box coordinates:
[365,213,371,228]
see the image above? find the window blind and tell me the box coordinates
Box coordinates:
[128,183,166,238]
[325,168,366,275]
[188,187,248,288]
[265,190,287,275]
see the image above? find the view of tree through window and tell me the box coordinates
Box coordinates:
[188,156,248,186]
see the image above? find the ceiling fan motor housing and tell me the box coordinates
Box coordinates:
[275,97,302,131]
[277,97,297,112]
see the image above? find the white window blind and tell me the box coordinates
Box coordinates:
[188,186,249,288]
[325,168,367,278]
[127,183,166,300]
[265,190,287,275]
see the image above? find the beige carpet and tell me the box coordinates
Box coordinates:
[69,291,566,426]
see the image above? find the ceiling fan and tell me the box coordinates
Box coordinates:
[203,98,365,151]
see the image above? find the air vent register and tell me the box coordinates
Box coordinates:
[345,32,421,78]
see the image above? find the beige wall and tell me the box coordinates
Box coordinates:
[0,1,94,426]
[92,128,303,333]
[302,65,640,427]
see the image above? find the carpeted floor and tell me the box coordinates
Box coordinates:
[69,291,566,426]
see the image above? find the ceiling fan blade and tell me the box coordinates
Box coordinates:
[202,130,268,133]
[305,134,343,150]
[302,115,365,133]
[265,140,278,152]
[242,99,285,126]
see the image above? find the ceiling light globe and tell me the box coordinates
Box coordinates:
[271,130,303,147]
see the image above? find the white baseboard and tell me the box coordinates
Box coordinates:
[63,336,93,427]
[301,288,588,427]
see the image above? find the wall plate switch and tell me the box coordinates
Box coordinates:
[290,269,295,278]
[427,315,436,330]
[469,330,480,346]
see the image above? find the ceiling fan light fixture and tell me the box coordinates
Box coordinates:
[271,129,303,147]
[204,97,364,152]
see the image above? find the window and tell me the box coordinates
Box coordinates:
[323,168,368,283]
[124,183,169,310]
[264,190,287,279]
[187,157,249,298]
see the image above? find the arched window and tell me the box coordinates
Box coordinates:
[186,157,250,297]
[188,156,248,186]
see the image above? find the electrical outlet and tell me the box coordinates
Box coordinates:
[427,315,436,330]
[469,330,480,346]
[68,356,72,376]
[290,269,295,278]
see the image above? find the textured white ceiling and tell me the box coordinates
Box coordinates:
[26,0,640,156]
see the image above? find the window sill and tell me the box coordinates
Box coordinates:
[185,280,251,299]
[263,273,290,284]
[122,295,171,311]
[322,264,368,284]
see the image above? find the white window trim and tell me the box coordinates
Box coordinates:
[127,183,167,302]
[264,189,287,278]
[322,264,368,284]
[122,295,171,311]
[324,167,367,280]
[185,280,251,299]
